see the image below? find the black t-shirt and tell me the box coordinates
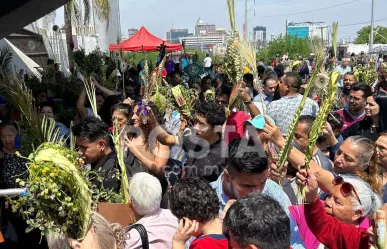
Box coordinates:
[91,151,120,193]
[341,118,379,142]
[181,130,226,182]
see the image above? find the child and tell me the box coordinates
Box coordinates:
[169,177,228,249]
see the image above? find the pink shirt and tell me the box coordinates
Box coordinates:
[336,109,365,133]
[125,209,178,249]
[223,111,250,144]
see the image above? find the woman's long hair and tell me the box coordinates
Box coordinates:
[129,102,165,151]
[347,136,383,195]
[374,91,387,132]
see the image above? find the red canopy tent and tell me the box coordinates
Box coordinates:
[109,26,182,52]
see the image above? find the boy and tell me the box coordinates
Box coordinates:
[169,177,228,249]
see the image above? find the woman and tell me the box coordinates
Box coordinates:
[124,101,170,207]
[48,212,123,249]
[0,123,27,189]
[111,103,132,130]
[290,174,380,249]
[297,170,379,249]
[341,91,387,141]
[263,118,383,196]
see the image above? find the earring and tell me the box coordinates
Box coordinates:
[142,117,148,125]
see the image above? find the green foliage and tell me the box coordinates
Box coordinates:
[354,25,387,44]
[256,35,312,64]
[122,52,159,68]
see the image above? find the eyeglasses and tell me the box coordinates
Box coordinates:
[332,176,362,205]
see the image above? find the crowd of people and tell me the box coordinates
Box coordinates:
[0,49,386,249]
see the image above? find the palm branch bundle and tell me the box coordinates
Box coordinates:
[237,40,265,112]
[111,124,129,204]
[143,58,166,101]
[41,116,63,144]
[275,38,325,173]
[354,64,379,86]
[11,143,91,239]
[224,0,244,107]
[0,71,44,155]
[171,85,199,119]
[298,71,340,202]
[83,76,99,118]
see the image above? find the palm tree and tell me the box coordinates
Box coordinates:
[64,0,111,70]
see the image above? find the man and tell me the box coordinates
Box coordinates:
[165,56,175,74]
[223,193,291,249]
[267,72,319,134]
[153,102,227,182]
[294,116,333,172]
[210,138,305,248]
[72,116,120,192]
[204,53,212,73]
[342,72,357,99]
[253,76,278,107]
[336,82,371,132]
[334,58,352,89]
[215,85,260,144]
[243,73,258,98]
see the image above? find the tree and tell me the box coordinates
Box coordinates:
[64,0,111,70]
[354,25,387,44]
[256,35,312,64]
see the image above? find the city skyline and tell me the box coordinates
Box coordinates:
[54,0,387,43]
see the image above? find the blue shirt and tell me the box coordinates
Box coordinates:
[253,92,273,107]
[211,174,306,249]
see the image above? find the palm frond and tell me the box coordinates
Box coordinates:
[93,0,111,23]
[70,121,76,151]
[82,0,91,25]
[0,45,13,76]
[298,71,339,203]
[332,22,339,62]
[0,71,43,154]
[41,116,63,144]
[276,54,325,173]
[83,77,98,118]
[111,124,129,203]
[227,0,236,31]
[42,11,57,30]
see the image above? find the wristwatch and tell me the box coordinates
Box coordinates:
[243,97,253,104]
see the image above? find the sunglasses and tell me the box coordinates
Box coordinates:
[332,176,362,205]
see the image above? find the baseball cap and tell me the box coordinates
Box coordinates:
[244,114,275,130]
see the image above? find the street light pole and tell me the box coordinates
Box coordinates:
[369,0,375,53]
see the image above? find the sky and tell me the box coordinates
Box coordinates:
[55,0,387,43]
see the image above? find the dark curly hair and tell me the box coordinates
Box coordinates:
[228,138,268,174]
[196,102,226,127]
[223,193,290,249]
[169,177,219,222]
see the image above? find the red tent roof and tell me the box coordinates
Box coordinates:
[109,26,182,52]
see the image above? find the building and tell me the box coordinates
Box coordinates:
[195,18,216,36]
[252,26,266,49]
[166,29,190,43]
[128,28,138,38]
[94,0,122,51]
[180,35,225,52]
[287,21,328,43]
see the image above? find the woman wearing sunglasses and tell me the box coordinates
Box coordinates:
[297,170,381,249]
[289,174,380,249]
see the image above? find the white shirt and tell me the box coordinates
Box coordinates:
[204,57,212,68]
